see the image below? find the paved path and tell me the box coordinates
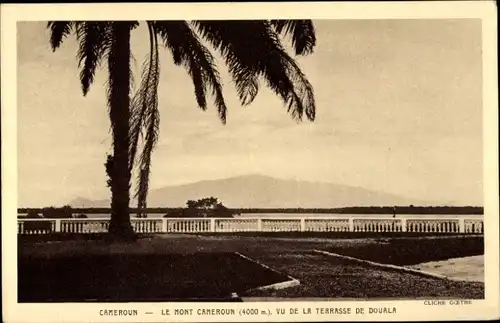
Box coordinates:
[409,255,484,282]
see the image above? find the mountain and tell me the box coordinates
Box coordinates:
[68,174,429,208]
[68,197,109,208]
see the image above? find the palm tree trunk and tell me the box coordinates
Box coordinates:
[107,22,134,238]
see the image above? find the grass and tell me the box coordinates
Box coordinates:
[18,252,287,302]
[18,233,484,300]
[18,231,484,245]
[241,251,484,299]
[321,235,484,265]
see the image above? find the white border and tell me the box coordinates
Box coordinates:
[313,249,469,282]
[2,1,498,322]
[235,252,301,292]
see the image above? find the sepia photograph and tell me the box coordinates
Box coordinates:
[2,1,499,322]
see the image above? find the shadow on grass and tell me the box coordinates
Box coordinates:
[18,232,484,244]
[18,252,288,303]
[18,233,145,244]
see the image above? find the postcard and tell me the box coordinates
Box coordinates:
[1,1,498,322]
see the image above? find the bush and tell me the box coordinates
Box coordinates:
[26,210,42,219]
[23,221,53,232]
[211,207,234,218]
[163,210,184,218]
[42,205,73,218]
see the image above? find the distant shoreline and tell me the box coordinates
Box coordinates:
[18,213,484,219]
[18,206,484,216]
[60,213,483,219]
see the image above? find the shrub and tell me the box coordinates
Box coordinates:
[22,220,53,233]
[211,206,234,218]
[23,210,52,233]
[42,205,73,218]
[26,210,42,219]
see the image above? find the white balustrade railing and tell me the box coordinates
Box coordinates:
[16,215,484,235]
[166,218,211,233]
[215,218,259,232]
[353,218,403,232]
[304,218,350,232]
[406,219,461,233]
[464,219,484,234]
[261,219,302,232]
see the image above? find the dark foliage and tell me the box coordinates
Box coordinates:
[22,221,53,233]
[163,198,236,218]
[26,210,42,219]
[41,205,73,218]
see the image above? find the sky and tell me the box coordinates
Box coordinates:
[17,19,483,207]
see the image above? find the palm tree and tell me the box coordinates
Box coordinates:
[47,20,316,239]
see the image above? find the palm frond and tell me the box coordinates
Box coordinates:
[136,98,159,215]
[193,20,315,121]
[75,22,112,95]
[155,21,228,123]
[280,50,316,121]
[47,21,74,51]
[129,22,159,172]
[192,20,260,106]
[128,22,161,216]
[270,20,316,55]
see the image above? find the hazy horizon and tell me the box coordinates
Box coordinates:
[21,173,483,209]
[17,19,483,207]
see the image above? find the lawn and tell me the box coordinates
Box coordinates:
[18,233,484,301]
[18,252,286,302]
[321,235,484,265]
[241,251,484,299]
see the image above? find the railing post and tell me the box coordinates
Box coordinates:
[55,219,62,233]
[348,218,354,232]
[210,218,216,232]
[401,218,407,232]
[257,219,263,232]
[459,218,465,233]
[162,218,168,233]
[300,218,306,232]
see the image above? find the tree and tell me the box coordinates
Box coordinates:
[186,197,220,210]
[181,197,234,217]
[185,197,217,217]
[47,20,316,239]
